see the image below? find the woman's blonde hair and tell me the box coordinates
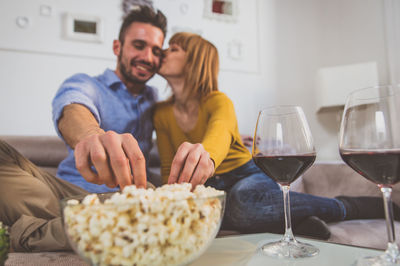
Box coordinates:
[169,32,219,100]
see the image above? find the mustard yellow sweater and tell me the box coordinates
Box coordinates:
[153,91,252,184]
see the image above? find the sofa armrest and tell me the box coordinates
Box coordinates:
[0,135,68,167]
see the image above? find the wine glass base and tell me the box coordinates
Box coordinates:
[355,254,400,266]
[260,239,319,259]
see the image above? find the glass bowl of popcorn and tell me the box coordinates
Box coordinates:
[60,183,226,266]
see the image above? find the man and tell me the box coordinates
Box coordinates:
[52,6,166,193]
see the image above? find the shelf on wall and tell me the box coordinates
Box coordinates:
[315,62,379,112]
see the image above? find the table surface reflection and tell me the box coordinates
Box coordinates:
[189,233,382,266]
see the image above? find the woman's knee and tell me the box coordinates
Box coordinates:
[224,192,253,229]
[224,177,284,231]
[225,180,273,227]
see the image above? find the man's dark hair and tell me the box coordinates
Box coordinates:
[119,6,167,44]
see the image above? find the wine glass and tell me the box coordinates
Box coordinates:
[252,105,319,259]
[339,85,400,265]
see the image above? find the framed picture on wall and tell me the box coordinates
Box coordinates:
[203,0,238,22]
[122,0,154,17]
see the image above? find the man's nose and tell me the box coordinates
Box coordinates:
[142,47,154,63]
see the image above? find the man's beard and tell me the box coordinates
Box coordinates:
[118,51,155,85]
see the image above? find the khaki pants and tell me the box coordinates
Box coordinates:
[0,139,88,252]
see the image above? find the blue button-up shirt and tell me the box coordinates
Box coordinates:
[52,69,157,193]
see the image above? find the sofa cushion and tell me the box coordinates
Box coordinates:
[300,161,400,206]
[297,161,400,250]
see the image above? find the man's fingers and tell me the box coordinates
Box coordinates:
[101,132,133,190]
[74,140,99,184]
[89,140,116,187]
[121,134,147,189]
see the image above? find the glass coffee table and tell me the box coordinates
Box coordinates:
[190,233,382,266]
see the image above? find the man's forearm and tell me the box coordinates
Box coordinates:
[58,104,105,149]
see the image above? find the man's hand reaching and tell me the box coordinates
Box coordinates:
[58,104,147,191]
[74,131,147,190]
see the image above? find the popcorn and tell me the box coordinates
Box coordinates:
[63,184,224,266]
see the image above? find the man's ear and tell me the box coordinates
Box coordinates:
[113,40,121,56]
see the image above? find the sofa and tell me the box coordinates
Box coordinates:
[1,135,399,265]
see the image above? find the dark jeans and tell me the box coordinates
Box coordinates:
[205,160,346,233]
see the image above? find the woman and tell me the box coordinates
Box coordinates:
[153,32,397,237]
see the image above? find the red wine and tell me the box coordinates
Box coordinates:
[253,154,316,185]
[340,150,400,186]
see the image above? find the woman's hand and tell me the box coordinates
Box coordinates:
[168,142,215,188]
[241,134,253,148]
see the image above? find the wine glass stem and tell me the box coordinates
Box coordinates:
[381,186,399,260]
[282,185,295,242]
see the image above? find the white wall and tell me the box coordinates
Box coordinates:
[0,0,390,161]
[0,0,121,135]
[315,0,388,160]
[0,51,115,135]
[269,0,389,161]
[384,0,400,85]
